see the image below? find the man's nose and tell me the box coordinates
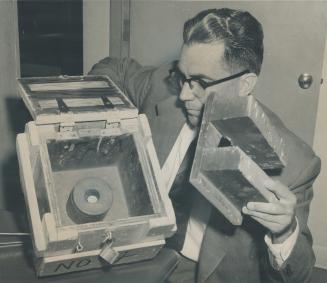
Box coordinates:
[179,83,195,101]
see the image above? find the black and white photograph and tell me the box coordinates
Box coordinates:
[0,0,326,282]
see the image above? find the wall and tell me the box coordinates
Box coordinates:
[83,0,110,74]
[0,0,30,211]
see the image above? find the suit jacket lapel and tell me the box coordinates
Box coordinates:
[146,95,187,168]
[197,211,227,283]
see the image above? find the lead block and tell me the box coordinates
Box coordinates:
[190,93,285,225]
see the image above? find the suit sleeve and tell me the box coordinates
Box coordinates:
[264,155,321,283]
[88,57,154,109]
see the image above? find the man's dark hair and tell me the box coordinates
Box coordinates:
[183,8,264,75]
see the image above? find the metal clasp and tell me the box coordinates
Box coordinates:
[99,232,119,264]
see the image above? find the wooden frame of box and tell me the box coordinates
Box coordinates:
[16,75,176,277]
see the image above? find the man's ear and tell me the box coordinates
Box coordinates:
[238,73,258,97]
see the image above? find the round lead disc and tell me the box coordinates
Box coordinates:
[68,177,113,223]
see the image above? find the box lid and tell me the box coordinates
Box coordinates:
[17,75,138,125]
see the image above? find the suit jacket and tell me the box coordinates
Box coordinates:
[89,57,321,283]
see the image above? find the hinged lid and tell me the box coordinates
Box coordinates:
[17,75,138,125]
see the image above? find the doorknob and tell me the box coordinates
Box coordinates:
[298,73,313,89]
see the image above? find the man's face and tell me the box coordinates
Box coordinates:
[178,42,240,127]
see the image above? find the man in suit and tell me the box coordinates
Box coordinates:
[89,8,320,283]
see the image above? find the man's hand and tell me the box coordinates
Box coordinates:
[242,180,297,243]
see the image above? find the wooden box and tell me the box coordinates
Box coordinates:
[16,75,176,276]
[190,93,285,225]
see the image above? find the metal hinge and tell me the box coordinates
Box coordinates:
[59,122,75,132]
[105,121,120,129]
[99,120,121,136]
[57,121,78,140]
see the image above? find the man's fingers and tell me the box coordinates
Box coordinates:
[242,206,285,223]
[246,202,287,215]
[264,180,295,201]
[263,190,279,204]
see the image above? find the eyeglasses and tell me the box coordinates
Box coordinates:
[169,65,250,90]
